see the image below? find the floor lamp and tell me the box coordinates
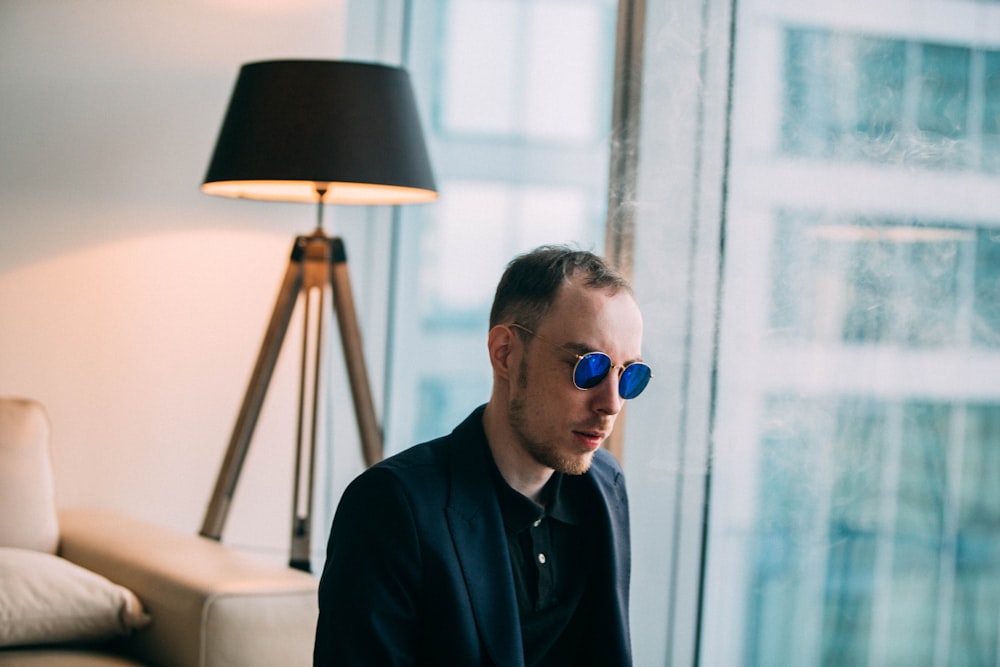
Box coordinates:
[198,60,437,572]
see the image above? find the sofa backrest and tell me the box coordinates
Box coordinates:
[0,397,59,553]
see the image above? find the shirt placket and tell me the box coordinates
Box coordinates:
[530,514,558,609]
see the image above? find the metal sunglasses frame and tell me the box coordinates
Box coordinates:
[509,322,652,399]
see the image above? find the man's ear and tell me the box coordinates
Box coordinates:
[487,325,515,381]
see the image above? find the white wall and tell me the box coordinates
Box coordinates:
[0,0,379,563]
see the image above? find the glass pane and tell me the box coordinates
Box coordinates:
[441,0,520,135]
[853,37,907,157]
[780,29,994,171]
[782,29,832,157]
[917,44,970,141]
[983,51,1000,172]
[821,399,886,666]
[782,31,908,161]
[702,2,1000,665]
[953,404,1000,661]
[983,52,1000,137]
[418,182,512,323]
[915,43,971,168]
[840,232,897,344]
[382,0,616,455]
[887,403,948,663]
[898,234,962,346]
[523,3,605,142]
[415,374,491,443]
[974,228,1000,347]
[768,215,977,347]
[440,0,609,142]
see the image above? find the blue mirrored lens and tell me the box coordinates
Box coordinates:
[574,353,612,389]
[619,363,652,399]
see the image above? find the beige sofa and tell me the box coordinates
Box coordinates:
[0,397,319,667]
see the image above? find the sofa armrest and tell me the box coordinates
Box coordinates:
[57,509,318,667]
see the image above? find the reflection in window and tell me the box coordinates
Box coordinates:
[782,28,998,172]
[783,30,907,160]
[918,44,970,144]
[752,396,1000,665]
[984,51,1000,171]
[769,213,1000,348]
[706,5,1000,665]
[974,228,1000,346]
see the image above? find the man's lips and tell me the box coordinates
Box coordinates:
[572,429,607,450]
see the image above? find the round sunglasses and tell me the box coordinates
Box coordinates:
[511,323,652,400]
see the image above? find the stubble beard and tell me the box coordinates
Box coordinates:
[508,357,594,476]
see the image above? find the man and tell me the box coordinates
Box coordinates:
[314,245,651,666]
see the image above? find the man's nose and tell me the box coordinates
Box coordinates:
[591,370,624,415]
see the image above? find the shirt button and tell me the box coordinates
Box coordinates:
[538,553,546,564]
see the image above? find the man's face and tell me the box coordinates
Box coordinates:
[507,278,644,475]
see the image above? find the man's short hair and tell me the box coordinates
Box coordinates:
[489,245,632,330]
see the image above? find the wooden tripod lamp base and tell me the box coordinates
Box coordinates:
[200,230,382,572]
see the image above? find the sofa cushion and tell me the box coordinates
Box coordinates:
[0,547,149,649]
[0,398,59,554]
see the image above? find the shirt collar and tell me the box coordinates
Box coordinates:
[486,447,587,531]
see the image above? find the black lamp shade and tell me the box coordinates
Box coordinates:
[202,60,437,205]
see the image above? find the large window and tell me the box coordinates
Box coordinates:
[702,5,1000,666]
[348,0,1000,664]
[782,30,1000,172]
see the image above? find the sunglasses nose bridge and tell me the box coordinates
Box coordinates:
[572,350,651,399]
[587,359,626,410]
[612,364,635,400]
